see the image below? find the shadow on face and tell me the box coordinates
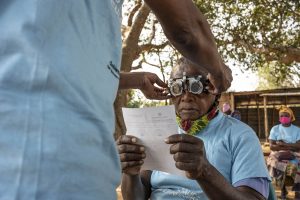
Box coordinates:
[170,58,217,121]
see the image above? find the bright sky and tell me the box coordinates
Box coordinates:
[229,66,259,92]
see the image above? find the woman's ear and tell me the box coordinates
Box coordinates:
[205,80,216,94]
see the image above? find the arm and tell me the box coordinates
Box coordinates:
[269,139,287,151]
[144,0,232,93]
[195,165,265,200]
[117,135,152,200]
[274,140,300,152]
[119,72,170,100]
[121,170,152,200]
[165,134,265,200]
[269,139,297,151]
[286,141,300,151]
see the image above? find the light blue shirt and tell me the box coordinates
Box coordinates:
[150,113,270,200]
[269,124,300,143]
[0,1,123,199]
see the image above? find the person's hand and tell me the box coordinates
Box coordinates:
[117,135,146,175]
[276,140,284,145]
[140,72,171,100]
[207,64,232,94]
[276,140,292,150]
[165,134,210,180]
[277,140,287,146]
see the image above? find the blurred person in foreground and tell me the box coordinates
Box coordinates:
[117,58,270,200]
[0,0,232,199]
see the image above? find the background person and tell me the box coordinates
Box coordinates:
[222,103,242,120]
[222,102,232,115]
[231,110,242,121]
[117,58,270,200]
[267,106,300,200]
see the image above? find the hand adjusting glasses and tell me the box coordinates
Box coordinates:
[168,72,208,97]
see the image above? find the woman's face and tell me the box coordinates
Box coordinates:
[171,65,216,121]
[279,112,292,126]
[279,112,290,118]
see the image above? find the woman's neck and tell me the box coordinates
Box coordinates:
[282,123,292,127]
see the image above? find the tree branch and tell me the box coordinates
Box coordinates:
[127,0,142,27]
[230,35,300,65]
[139,41,170,53]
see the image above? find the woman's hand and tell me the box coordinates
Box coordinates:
[139,72,171,100]
[165,134,210,179]
[117,135,146,175]
[274,140,294,151]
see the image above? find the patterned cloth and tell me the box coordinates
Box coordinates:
[267,151,300,191]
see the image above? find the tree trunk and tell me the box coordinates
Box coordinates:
[114,3,151,140]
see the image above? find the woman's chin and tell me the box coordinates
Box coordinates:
[179,114,200,121]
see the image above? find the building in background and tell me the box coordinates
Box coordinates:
[220,88,300,141]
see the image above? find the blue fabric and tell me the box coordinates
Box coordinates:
[150,113,270,200]
[150,171,206,200]
[269,124,300,143]
[0,0,123,199]
[233,177,269,198]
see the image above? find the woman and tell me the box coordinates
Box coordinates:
[117,58,270,200]
[267,106,300,200]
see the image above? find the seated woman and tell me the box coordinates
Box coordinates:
[267,106,300,200]
[117,58,270,200]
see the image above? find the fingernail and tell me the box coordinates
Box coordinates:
[164,138,169,143]
[131,138,137,143]
[140,147,145,151]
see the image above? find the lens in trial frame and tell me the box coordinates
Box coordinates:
[170,80,183,96]
[189,80,203,94]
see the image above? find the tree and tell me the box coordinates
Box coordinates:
[194,0,300,85]
[114,1,176,139]
[257,62,300,90]
[114,0,300,138]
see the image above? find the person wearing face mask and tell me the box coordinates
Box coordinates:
[267,106,300,200]
[117,58,271,200]
[222,102,232,115]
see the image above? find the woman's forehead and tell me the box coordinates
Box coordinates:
[171,65,205,78]
[280,112,290,116]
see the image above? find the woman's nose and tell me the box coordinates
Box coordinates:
[180,90,194,102]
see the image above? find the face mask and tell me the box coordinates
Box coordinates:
[279,116,291,125]
[176,105,218,136]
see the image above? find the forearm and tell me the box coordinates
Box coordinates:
[196,164,264,200]
[144,0,223,76]
[270,144,286,151]
[286,143,300,151]
[121,174,148,200]
[119,72,144,90]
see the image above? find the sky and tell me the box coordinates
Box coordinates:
[229,66,259,92]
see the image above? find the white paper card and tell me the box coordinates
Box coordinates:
[122,105,185,176]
